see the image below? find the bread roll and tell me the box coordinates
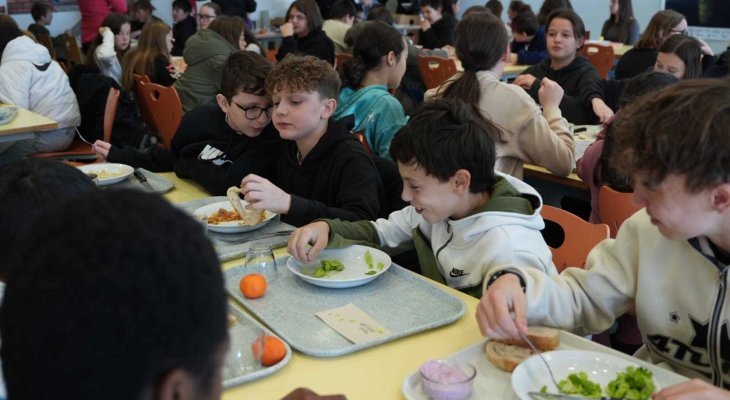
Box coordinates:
[484,326,560,372]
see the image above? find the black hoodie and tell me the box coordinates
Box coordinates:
[522,55,600,124]
[276,29,335,65]
[419,13,457,50]
[275,119,383,227]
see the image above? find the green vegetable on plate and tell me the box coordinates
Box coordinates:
[606,367,655,400]
[557,372,602,397]
[303,259,345,278]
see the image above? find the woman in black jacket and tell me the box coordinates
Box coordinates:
[276,0,335,65]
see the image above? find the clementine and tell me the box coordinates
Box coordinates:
[251,335,287,366]
[240,274,267,299]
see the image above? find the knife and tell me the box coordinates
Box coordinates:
[528,392,624,400]
[134,169,154,191]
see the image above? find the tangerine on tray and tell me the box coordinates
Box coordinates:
[240,274,267,299]
[251,335,287,366]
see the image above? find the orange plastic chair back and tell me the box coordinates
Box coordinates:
[353,131,373,155]
[598,186,641,238]
[418,56,457,90]
[266,48,278,62]
[581,43,614,79]
[541,205,609,272]
[34,88,121,161]
[135,80,183,148]
[335,53,353,69]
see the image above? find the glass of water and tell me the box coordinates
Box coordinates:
[245,243,277,283]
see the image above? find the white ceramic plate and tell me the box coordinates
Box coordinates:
[0,106,18,125]
[286,245,391,288]
[77,163,134,186]
[513,350,663,400]
[193,200,276,233]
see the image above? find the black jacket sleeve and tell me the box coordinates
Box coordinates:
[107,145,174,172]
[581,78,627,112]
[527,66,600,124]
[152,55,176,87]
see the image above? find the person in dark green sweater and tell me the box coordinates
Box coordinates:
[288,98,558,297]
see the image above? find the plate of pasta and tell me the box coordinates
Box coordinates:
[77,163,134,186]
[193,200,276,233]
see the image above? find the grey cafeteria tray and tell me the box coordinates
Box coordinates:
[224,303,292,387]
[176,196,295,262]
[114,168,174,193]
[224,262,466,357]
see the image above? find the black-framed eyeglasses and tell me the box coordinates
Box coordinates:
[232,101,273,120]
[670,29,688,35]
[198,14,217,21]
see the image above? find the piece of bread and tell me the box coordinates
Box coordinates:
[484,326,560,372]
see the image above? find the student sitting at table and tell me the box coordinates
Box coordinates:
[428,13,574,180]
[287,98,558,297]
[175,15,245,112]
[514,9,599,125]
[239,55,384,227]
[0,17,80,168]
[600,0,639,45]
[322,0,357,54]
[332,22,408,158]
[86,13,131,84]
[478,79,730,397]
[418,0,458,50]
[27,2,66,52]
[95,51,283,195]
[129,0,161,40]
[197,2,221,30]
[585,34,702,123]
[509,9,548,65]
[120,20,176,91]
[171,0,197,56]
[536,0,572,27]
[277,0,336,65]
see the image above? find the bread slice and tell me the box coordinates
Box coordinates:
[484,326,560,372]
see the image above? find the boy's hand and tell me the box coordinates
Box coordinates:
[240,174,292,214]
[653,378,730,399]
[288,221,330,263]
[280,22,294,37]
[92,140,111,161]
[537,77,564,110]
[513,73,536,90]
[591,98,614,124]
[476,274,529,339]
[420,19,431,32]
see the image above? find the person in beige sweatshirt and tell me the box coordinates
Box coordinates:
[426,12,574,180]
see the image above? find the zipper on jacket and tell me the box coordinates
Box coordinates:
[709,269,727,386]
[434,222,454,263]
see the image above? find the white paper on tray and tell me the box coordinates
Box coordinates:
[315,303,391,344]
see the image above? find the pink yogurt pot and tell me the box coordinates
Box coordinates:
[419,359,476,400]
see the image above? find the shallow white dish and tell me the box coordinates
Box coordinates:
[77,163,134,186]
[286,245,391,288]
[193,200,276,233]
[0,106,18,125]
[513,350,669,400]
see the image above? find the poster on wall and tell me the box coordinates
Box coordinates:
[664,0,730,41]
[9,0,78,14]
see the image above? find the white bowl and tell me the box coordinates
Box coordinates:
[286,245,391,288]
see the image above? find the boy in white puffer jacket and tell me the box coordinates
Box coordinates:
[0,19,80,168]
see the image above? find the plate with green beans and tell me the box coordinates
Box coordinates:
[286,245,392,288]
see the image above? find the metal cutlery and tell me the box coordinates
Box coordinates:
[519,331,560,391]
[133,169,154,191]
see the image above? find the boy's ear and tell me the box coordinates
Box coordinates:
[216,94,230,114]
[154,368,196,400]
[712,183,730,213]
[386,50,396,67]
[453,169,472,194]
[320,98,337,120]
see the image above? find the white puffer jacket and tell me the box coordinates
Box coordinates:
[0,35,80,129]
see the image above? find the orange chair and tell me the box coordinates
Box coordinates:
[598,186,641,238]
[135,80,183,148]
[353,131,373,155]
[335,53,353,69]
[540,205,610,272]
[266,48,278,63]
[581,43,614,79]
[418,56,457,90]
[34,88,121,161]
[133,73,152,87]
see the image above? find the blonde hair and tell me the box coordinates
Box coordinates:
[121,21,171,91]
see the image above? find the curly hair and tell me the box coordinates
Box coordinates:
[266,55,340,99]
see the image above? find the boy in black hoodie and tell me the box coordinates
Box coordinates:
[239,55,383,227]
[418,0,457,49]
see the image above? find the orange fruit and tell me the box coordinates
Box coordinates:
[251,335,287,366]
[240,274,267,299]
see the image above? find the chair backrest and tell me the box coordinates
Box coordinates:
[37,33,56,59]
[581,43,614,79]
[135,80,183,148]
[61,33,83,65]
[266,48,278,63]
[103,87,121,143]
[335,53,353,70]
[598,186,641,238]
[133,73,152,87]
[418,56,457,90]
[540,205,610,272]
[394,14,421,25]
[353,131,373,155]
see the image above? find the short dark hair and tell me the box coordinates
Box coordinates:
[133,0,155,12]
[267,55,340,99]
[340,22,405,88]
[0,15,22,60]
[221,50,273,98]
[508,0,531,17]
[390,98,497,193]
[330,0,357,19]
[0,159,98,278]
[367,6,394,24]
[657,34,702,79]
[511,9,538,36]
[537,0,573,26]
[287,0,324,33]
[546,8,586,41]
[31,2,52,21]
[1,189,228,400]
[172,0,192,13]
[611,79,730,192]
[485,0,503,18]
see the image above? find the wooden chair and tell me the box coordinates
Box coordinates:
[60,33,83,66]
[598,186,641,238]
[37,33,57,59]
[418,56,457,90]
[266,48,278,63]
[353,131,373,155]
[33,88,121,161]
[394,14,421,25]
[334,53,353,69]
[135,80,183,148]
[581,43,614,79]
[540,205,610,272]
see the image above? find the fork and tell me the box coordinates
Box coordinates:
[519,331,560,391]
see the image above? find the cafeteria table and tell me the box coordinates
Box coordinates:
[0,105,59,144]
